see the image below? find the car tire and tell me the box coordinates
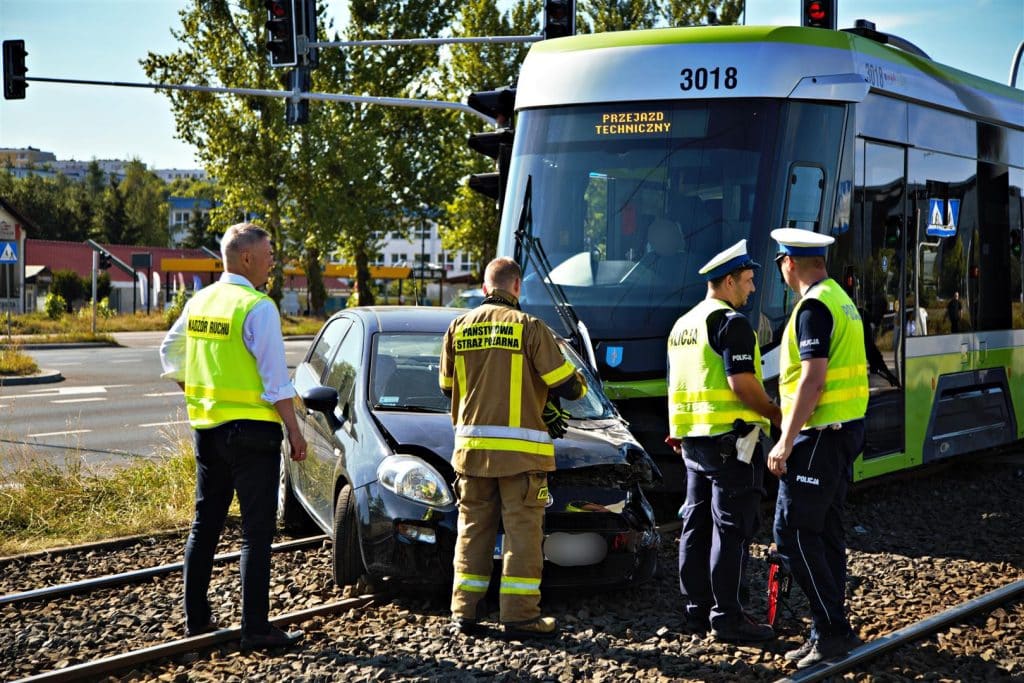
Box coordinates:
[278,452,315,534]
[332,483,363,587]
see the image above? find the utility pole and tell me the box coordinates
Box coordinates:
[419,217,426,305]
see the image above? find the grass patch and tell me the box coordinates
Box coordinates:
[0,345,39,376]
[0,439,200,556]
[5,310,324,338]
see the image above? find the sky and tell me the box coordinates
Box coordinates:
[0,0,1021,170]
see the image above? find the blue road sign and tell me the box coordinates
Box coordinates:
[0,241,18,264]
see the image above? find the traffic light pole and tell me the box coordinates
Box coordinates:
[17,74,500,125]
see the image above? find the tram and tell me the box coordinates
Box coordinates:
[495,23,1024,483]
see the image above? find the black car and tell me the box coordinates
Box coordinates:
[280,306,660,591]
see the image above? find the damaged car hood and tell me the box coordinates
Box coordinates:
[372,411,648,472]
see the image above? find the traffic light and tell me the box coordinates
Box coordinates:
[265,0,298,68]
[1011,229,1022,258]
[3,40,28,100]
[467,87,516,128]
[544,0,576,40]
[466,87,517,207]
[802,0,836,30]
[98,253,112,270]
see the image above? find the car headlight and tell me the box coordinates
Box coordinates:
[377,455,455,507]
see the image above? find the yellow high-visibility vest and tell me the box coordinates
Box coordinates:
[668,298,769,438]
[779,278,868,428]
[184,282,280,428]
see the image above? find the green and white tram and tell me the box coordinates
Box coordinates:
[496,24,1024,482]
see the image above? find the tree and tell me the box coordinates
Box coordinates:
[50,269,86,313]
[662,0,744,27]
[93,178,133,244]
[438,0,540,276]
[120,160,169,246]
[143,0,297,305]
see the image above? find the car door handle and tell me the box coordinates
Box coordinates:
[334,448,342,458]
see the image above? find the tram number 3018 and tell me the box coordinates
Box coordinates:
[679,66,738,91]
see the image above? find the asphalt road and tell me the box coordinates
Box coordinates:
[0,332,313,471]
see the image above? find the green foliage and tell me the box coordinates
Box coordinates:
[77,297,115,320]
[44,293,66,320]
[165,288,189,328]
[50,269,86,312]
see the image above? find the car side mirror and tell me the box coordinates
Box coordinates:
[302,385,340,421]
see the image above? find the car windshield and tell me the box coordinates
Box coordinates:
[370,331,614,420]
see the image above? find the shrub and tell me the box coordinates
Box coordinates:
[44,293,66,320]
[165,288,189,328]
[50,269,86,313]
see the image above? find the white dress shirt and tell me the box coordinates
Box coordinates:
[159,273,296,405]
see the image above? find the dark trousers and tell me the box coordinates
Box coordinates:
[678,437,764,628]
[773,420,864,638]
[184,419,282,635]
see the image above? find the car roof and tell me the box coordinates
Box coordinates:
[335,306,462,335]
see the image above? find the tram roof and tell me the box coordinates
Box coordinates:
[517,25,1023,127]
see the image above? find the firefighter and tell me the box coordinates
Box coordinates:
[667,239,781,643]
[439,257,587,638]
[767,228,869,669]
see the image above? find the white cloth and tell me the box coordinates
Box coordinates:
[159,273,296,404]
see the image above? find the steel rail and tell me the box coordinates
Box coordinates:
[11,593,380,683]
[0,535,327,607]
[775,578,1024,682]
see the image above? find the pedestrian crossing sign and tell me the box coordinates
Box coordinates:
[926,198,956,238]
[0,241,17,264]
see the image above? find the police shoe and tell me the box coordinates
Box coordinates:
[796,632,863,669]
[682,612,710,635]
[185,620,219,638]
[503,616,559,638]
[240,625,304,651]
[784,636,816,662]
[710,613,775,643]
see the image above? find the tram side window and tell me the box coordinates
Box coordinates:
[907,150,976,336]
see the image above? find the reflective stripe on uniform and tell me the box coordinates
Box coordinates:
[540,360,574,387]
[509,353,523,427]
[185,384,265,404]
[500,575,541,596]
[456,424,551,443]
[440,374,453,390]
[455,436,555,456]
[455,572,490,593]
[455,355,467,397]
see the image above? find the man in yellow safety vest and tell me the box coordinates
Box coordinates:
[767,227,869,669]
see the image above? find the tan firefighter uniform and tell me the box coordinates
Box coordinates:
[440,288,586,624]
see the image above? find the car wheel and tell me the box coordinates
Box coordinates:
[278,451,315,534]
[332,483,363,587]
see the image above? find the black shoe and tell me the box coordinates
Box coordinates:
[450,617,485,636]
[503,616,559,638]
[784,637,816,662]
[240,625,303,651]
[797,632,863,669]
[185,620,219,637]
[711,613,775,643]
[683,613,710,635]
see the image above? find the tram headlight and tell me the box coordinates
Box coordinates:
[377,455,454,507]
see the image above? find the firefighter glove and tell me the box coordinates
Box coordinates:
[542,398,571,440]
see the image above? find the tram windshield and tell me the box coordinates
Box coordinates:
[499,99,782,349]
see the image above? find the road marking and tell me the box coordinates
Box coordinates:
[51,397,107,404]
[110,359,142,364]
[144,392,184,397]
[27,429,92,438]
[139,420,189,428]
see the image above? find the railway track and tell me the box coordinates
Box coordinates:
[777,578,1024,682]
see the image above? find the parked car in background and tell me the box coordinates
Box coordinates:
[279,306,660,592]
[445,288,485,309]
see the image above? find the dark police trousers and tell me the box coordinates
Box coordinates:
[184,419,282,636]
[773,420,865,638]
[679,435,764,628]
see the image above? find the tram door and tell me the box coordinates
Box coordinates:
[855,140,907,460]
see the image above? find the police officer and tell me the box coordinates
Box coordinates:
[668,239,782,643]
[160,223,306,650]
[767,228,869,669]
[440,257,587,638]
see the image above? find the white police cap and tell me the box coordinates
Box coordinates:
[698,239,760,281]
[770,228,835,257]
